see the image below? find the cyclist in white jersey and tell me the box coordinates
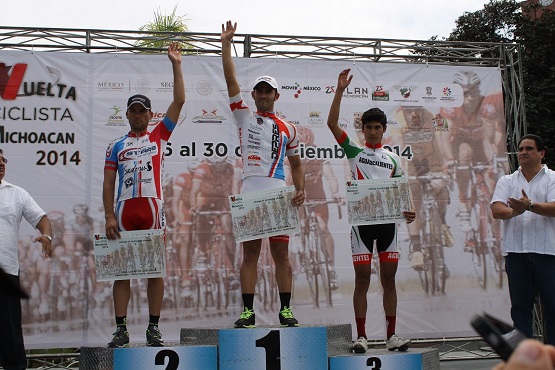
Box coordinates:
[221,21,305,329]
[327,69,415,354]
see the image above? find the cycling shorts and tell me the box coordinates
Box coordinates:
[116,197,165,231]
[351,223,399,265]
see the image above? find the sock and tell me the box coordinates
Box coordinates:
[115,316,127,331]
[279,292,292,310]
[386,315,396,339]
[242,294,255,311]
[149,315,160,326]
[355,317,367,339]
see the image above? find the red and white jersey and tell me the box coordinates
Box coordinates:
[229,93,299,181]
[104,116,175,202]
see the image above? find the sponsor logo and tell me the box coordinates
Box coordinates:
[156,81,174,93]
[247,155,261,161]
[196,80,213,96]
[358,156,394,170]
[443,87,452,96]
[247,144,260,150]
[426,86,433,96]
[386,252,400,260]
[106,106,126,127]
[353,254,370,263]
[118,143,158,161]
[271,123,280,159]
[0,62,77,101]
[123,161,153,175]
[191,109,226,124]
[124,177,153,189]
[97,81,126,92]
[343,86,369,99]
[394,85,418,98]
[325,86,335,94]
[256,117,264,125]
[0,63,27,100]
[134,79,150,94]
[248,128,261,134]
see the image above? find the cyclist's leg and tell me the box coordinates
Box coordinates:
[375,224,398,317]
[240,239,262,294]
[352,225,375,320]
[269,236,292,293]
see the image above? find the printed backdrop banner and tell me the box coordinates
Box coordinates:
[0,50,510,348]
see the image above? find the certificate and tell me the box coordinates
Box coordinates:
[93,229,166,281]
[345,178,411,225]
[229,186,300,242]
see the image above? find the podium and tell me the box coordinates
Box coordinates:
[80,324,439,370]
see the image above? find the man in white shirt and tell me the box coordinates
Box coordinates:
[491,134,555,344]
[0,148,53,370]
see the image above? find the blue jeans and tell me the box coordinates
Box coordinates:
[505,252,555,344]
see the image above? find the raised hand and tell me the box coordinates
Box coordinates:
[167,41,182,64]
[221,20,237,43]
[337,68,353,90]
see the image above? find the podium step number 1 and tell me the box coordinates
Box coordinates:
[219,327,328,370]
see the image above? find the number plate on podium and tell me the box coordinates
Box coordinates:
[114,346,217,370]
[329,352,423,370]
[219,327,327,370]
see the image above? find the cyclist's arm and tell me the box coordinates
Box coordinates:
[165,42,186,124]
[221,21,240,97]
[102,169,120,239]
[288,154,305,207]
[327,69,353,140]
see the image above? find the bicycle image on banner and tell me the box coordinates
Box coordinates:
[93,230,166,281]
[229,186,301,242]
[346,178,411,226]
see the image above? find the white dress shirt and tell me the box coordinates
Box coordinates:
[0,180,46,275]
[491,165,555,256]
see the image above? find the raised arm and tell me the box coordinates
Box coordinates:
[165,41,186,124]
[327,69,353,140]
[221,21,241,97]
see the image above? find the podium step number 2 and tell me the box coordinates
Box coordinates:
[114,346,217,370]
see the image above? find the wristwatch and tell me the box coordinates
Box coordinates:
[528,201,535,212]
[43,235,52,242]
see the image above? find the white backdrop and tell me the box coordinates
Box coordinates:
[0,50,511,347]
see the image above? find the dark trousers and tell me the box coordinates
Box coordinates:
[0,274,27,370]
[505,252,555,344]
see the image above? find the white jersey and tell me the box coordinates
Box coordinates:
[336,130,404,180]
[229,93,299,181]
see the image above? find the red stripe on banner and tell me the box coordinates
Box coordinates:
[1,63,27,100]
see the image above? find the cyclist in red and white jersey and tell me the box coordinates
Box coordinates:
[221,21,305,329]
[102,42,185,348]
[327,69,415,354]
